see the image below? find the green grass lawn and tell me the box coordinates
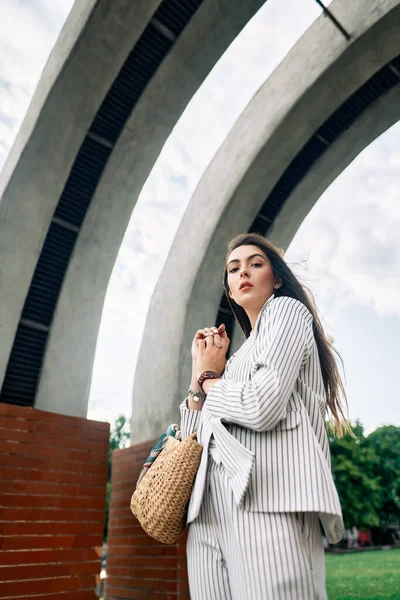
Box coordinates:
[326,549,400,599]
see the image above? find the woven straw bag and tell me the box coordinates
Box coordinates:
[130,432,203,544]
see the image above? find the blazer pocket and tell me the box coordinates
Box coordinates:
[274,409,301,431]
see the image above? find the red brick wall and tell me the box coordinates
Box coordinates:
[105,442,190,600]
[0,403,110,599]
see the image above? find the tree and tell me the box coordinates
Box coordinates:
[108,415,131,477]
[104,415,131,540]
[329,421,383,530]
[366,425,400,528]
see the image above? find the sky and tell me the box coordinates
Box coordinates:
[0,0,398,435]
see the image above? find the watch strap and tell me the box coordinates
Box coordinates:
[198,370,220,390]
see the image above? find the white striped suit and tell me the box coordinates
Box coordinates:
[187,458,327,599]
[180,294,344,598]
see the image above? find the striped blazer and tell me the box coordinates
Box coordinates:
[180,294,344,544]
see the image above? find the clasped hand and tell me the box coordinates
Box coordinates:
[191,324,230,380]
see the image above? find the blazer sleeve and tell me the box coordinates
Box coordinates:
[204,297,314,432]
[179,399,202,440]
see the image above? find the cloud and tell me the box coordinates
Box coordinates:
[0,0,75,172]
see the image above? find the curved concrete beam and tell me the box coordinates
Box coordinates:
[35,0,266,416]
[0,0,163,387]
[267,85,400,250]
[132,0,400,442]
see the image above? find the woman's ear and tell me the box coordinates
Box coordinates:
[274,279,283,290]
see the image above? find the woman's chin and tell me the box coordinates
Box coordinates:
[237,298,258,310]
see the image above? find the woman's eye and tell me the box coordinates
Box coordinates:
[229,267,239,273]
[251,263,262,268]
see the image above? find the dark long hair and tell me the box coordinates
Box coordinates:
[223,232,350,437]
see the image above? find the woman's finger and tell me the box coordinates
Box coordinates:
[219,325,229,341]
[213,333,223,348]
[196,326,224,341]
[194,329,207,340]
[204,334,214,348]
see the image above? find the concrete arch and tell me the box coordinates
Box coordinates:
[132,0,400,442]
[0,0,164,394]
[0,0,265,414]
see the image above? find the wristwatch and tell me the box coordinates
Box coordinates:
[198,370,220,391]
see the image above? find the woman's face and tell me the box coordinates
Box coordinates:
[226,244,280,311]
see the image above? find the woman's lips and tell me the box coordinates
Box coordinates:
[240,284,253,291]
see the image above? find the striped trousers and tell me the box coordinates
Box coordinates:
[187,457,327,599]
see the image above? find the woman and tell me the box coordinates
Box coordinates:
[180,233,348,600]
